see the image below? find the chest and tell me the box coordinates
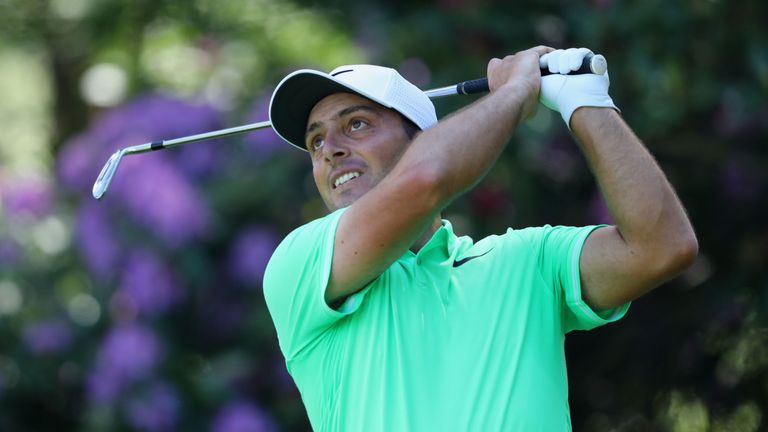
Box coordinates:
[340,249,550,351]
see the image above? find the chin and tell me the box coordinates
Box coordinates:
[323,180,374,211]
[326,191,361,211]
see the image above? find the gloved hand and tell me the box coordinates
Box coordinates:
[539,48,619,129]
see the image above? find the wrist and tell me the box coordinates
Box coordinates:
[563,97,619,130]
[497,81,536,101]
[496,82,538,123]
[570,107,621,137]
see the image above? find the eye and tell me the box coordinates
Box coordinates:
[308,135,324,152]
[349,119,368,132]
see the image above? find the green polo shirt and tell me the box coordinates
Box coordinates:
[264,208,629,431]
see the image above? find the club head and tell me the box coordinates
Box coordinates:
[92,150,125,200]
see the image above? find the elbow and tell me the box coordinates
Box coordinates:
[681,232,699,266]
[623,228,698,297]
[656,230,699,280]
[673,228,699,272]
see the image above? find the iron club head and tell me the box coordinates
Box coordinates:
[92,149,126,200]
[88,58,608,202]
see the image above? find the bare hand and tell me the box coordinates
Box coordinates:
[487,45,555,120]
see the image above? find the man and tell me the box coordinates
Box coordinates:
[263,46,698,431]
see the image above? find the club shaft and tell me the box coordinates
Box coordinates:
[123,53,606,152]
[94,53,607,200]
[133,120,273,153]
[427,53,606,99]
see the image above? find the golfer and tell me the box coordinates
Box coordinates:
[263,46,698,431]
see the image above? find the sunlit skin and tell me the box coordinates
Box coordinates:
[305,92,414,211]
[304,47,697,312]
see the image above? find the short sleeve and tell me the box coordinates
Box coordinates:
[535,224,630,333]
[263,207,367,360]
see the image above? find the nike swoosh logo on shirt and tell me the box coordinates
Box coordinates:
[452,248,493,268]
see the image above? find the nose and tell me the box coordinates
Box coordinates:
[321,130,350,162]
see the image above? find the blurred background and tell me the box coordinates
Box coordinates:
[0,0,766,431]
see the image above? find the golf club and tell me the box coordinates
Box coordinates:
[93,54,606,200]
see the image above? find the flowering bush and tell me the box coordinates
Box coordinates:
[0,0,766,431]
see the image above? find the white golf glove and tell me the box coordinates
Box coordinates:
[539,48,619,129]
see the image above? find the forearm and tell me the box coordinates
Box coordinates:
[391,83,530,205]
[324,48,549,303]
[572,108,697,271]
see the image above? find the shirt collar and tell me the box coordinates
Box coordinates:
[409,219,459,262]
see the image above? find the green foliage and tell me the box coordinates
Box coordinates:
[0,0,766,430]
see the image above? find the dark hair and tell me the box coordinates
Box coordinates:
[400,115,420,140]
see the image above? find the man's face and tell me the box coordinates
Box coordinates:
[305,92,412,211]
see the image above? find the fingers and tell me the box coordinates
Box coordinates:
[559,50,577,74]
[540,47,595,74]
[485,45,559,93]
[486,57,501,88]
[489,47,555,67]
[539,51,558,72]
[564,48,593,72]
[528,45,556,58]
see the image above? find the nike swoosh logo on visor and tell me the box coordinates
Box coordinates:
[452,248,493,268]
[331,69,354,76]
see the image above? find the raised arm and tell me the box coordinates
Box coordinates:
[537,48,697,311]
[573,108,698,310]
[324,46,554,305]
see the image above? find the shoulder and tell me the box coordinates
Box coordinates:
[504,224,602,246]
[264,208,348,301]
[485,225,605,267]
[503,224,556,240]
[268,208,348,267]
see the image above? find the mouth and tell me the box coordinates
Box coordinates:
[332,171,361,189]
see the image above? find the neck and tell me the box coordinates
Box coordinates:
[409,215,443,253]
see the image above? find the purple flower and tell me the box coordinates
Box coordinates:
[118,250,183,317]
[61,93,225,258]
[74,201,121,278]
[227,227,279,287]
[124,381,180,432]
[176,141,225,179]
[58,132,103,193]
[87,371,122,404]
[100,324,162,379]
[1,175,52,219]
[198,291,250,343]
[87,323,163,403]
[22,319,73,355]
[211,401,277,432]
[58,91,221,198]
[243,91,287,158]
[131,93,221,140]
[110,155,211,247]
[0,239,21,266]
